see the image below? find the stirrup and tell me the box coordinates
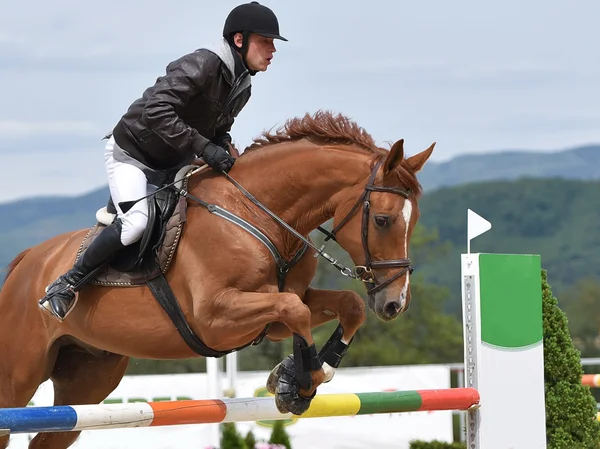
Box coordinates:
[38,294,78,322]
[38,278,78,322]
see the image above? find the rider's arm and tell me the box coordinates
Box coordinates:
[142,53,211,158]
[212,118,233,149]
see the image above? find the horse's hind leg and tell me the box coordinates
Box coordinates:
[29,347,129,449]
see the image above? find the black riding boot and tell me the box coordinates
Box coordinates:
[38,220,126,321]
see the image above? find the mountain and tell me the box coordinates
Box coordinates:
[0,187,109,272]
[417,144,600,192]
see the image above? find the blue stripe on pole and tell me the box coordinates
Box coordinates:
[0,406,78,433]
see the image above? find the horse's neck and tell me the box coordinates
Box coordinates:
[235,142,372,239]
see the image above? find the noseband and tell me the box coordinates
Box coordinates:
[317,159,414,295]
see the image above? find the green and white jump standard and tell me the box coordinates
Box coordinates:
[462,252,546,448]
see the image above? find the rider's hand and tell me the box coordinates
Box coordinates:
[201,143,235,173]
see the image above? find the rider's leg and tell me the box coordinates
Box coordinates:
[38,137,149,321]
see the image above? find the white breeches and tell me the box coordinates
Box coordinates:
[104,137,149,246]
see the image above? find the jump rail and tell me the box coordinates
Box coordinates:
[0,388,480,435]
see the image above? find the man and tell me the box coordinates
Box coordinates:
[38,1,287,321]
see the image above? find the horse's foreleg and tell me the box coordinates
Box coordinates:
[266,287,366,387]
[206,289,325,415]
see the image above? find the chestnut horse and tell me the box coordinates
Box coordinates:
[0,111,434,449]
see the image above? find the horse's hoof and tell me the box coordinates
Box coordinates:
[274,355,315,415]
[266,361,284,394]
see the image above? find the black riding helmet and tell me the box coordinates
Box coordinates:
[223,2,287,73]
[223,1,287,42]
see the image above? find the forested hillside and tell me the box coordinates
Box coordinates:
[0,187,109,271]
[417,177,600,314]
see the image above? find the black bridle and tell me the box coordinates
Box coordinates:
[221,158,415,296]
[315,159,414,295]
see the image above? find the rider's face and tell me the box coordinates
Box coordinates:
[234,33,276,72]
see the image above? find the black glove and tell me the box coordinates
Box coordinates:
[211,133,232,149]
[201,143,235,173]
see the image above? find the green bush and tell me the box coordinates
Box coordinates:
[408,441,465,449]
[244,429,257,449]
[220,422,247,449]
[268,420,292,449]
[542,269,600,448]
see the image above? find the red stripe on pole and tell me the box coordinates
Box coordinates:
[582,374,600,387]
[416,388,480,411]
[149,400,227,426]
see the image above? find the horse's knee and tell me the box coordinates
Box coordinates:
[276,293,311,327]
[343,292,367,328]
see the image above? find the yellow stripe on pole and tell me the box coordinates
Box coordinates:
[300,393,361,418]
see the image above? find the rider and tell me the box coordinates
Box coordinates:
[38,1,287,321]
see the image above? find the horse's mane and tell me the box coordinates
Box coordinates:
[243,110,423,197]
[4,248,30,280]
[244,110,387,156]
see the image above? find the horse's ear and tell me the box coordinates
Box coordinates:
[406,142,435,173]
[383,139,404,175]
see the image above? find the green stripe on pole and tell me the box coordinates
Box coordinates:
[355,391,423,415]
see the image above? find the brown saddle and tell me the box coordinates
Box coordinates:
[75,164,201,287]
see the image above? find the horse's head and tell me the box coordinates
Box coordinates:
[331,139,434,321]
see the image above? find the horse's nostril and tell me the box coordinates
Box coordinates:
[384,301,401,317]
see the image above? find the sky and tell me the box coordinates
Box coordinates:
[1,0,598,202]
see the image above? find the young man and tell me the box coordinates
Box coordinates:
[39,1,287,321]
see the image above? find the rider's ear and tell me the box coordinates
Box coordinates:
[405,142,436,174]
[383,139,404,175]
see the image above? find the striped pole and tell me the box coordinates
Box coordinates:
[582,374,600,387]
[0,388,479,435]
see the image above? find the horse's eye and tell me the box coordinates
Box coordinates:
[374,215,389,228]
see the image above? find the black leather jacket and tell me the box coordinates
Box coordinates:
[112,41,251,170]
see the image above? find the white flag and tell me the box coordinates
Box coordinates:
[467,208,492,241]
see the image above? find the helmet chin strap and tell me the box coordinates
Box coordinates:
[239,31,258,76]
[226,32,258,77]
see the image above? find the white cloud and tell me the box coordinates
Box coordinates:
[0,33,25,45]
[0,120,103,138]
[0,148,106,203]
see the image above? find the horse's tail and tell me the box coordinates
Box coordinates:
[4,248,31,282]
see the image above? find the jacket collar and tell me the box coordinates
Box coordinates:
[207,37,251,88]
